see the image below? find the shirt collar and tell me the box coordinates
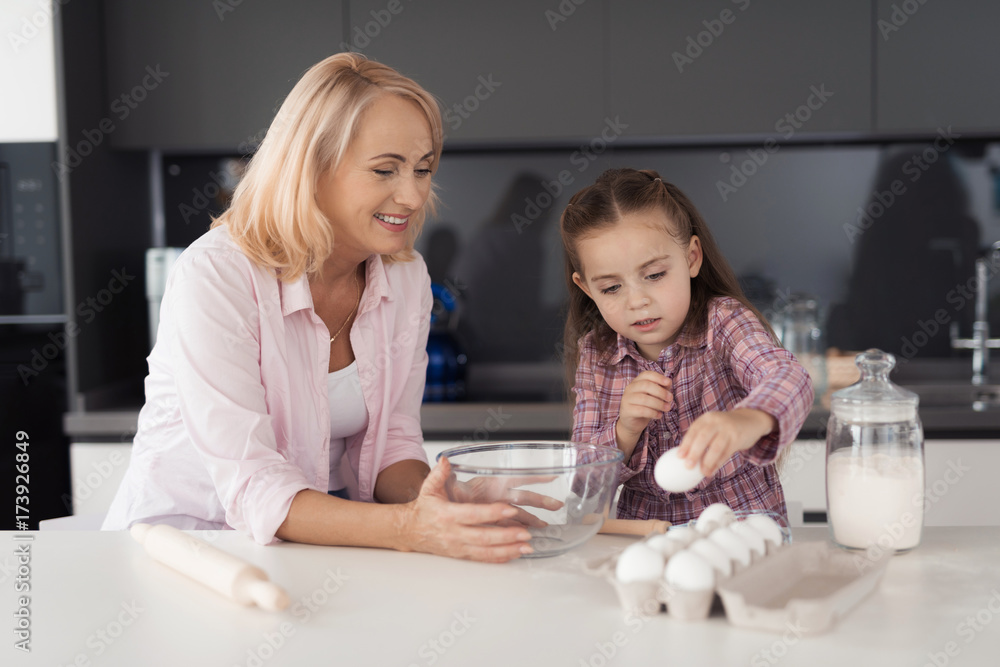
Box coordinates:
[602,319,708,366]
[279,254,391,317]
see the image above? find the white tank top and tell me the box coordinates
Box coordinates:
[327,361,369,491]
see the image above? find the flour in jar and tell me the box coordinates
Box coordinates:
[826,450,924,551]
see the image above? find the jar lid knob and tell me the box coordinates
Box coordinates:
[856,348,895,379]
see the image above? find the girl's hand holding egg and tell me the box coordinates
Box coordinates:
[653,448,704,493]
[674,409,778,476]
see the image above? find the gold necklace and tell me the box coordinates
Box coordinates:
[330,267,361,344]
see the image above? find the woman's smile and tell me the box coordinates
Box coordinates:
[374,212,410,231]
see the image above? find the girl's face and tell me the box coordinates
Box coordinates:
[572,209,703,361]
[316,94,435,262]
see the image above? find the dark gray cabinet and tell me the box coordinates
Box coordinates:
[608,0,872,137]
[102,2,1000,148]
[105,0,344,152]
[347,0,606,143]
[875,0,1000,133]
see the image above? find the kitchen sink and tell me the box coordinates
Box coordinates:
[905,383,1000,411]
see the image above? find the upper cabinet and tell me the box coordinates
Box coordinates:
[875,0,1000,134]
[101,1,1000,149]
[104,0,344,152]
[607,0,873,138]
[348,0,606,143]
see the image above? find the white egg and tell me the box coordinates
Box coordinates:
[729,520,767,558]
[708,527,752,568]
[615,543,666,583]
[645,534,687,559]
[694,503,737,534]
[665,525,701,547]
[664,550,715,591]
[687,539,734,578]
[743,514,785,549]
[653,449,704,493]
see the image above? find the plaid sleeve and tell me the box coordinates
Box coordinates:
[711,300,814,465]
[571,341,646,485]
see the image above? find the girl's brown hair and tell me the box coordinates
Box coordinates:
[560,168,775,379]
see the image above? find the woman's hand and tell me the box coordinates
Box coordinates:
[450,472,564,529]
[398,458,536,563]
[675,408,777,477]
[615,371,673,459]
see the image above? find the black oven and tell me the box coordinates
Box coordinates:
[0,142,71,529]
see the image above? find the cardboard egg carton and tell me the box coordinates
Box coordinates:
[587,528,890,633]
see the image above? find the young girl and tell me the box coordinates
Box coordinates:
[561,168,813,525]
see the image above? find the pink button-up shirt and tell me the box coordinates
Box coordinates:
[102,225,431,544]
[572,297,813,525]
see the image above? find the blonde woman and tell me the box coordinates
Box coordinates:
[103,54,535,562]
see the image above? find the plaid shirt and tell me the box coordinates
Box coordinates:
[571,297,813,525]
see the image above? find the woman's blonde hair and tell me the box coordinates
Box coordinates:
[212,52,443,281]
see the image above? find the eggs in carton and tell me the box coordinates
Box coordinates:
[599,506,888,633]
[605,506,787,621]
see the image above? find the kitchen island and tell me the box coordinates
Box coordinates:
[5,526,999,666]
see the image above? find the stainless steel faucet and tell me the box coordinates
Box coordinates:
[951,241,1000,385]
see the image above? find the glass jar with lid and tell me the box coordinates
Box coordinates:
[776,294,827,405]
[825,349,924,554]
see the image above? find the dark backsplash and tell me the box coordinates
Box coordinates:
[159,141,1000,385]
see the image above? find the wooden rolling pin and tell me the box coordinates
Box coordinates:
[131,523,290,611]
[598,518,671,536]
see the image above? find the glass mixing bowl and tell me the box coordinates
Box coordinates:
[437,441,624,558]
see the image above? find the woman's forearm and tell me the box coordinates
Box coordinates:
[274,457,430,548]
[274,489,413,550]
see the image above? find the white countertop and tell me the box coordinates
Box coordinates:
[5,527,1000,666]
